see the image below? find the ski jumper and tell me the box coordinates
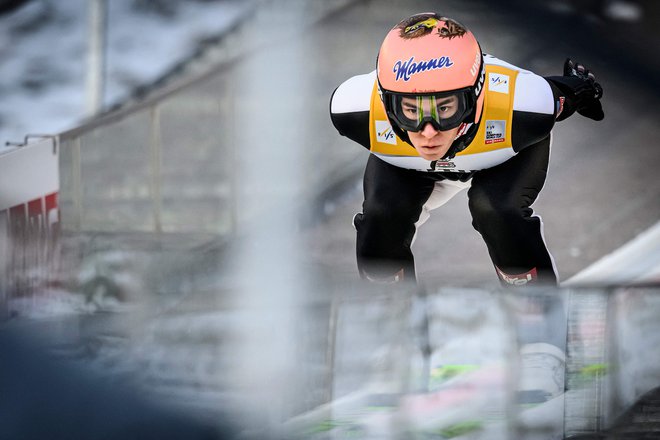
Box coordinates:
[330,55,570,285]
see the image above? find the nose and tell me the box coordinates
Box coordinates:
[420,122,439,138]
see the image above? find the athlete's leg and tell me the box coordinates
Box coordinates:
[468,135,557,285]
[412,178,472,246]
[354,155,436,282]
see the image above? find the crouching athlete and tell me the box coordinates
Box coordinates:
[329,13,604,286]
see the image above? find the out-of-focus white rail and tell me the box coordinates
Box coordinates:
[564,221,660,287]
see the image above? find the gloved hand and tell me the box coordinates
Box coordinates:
[563,58,604,121]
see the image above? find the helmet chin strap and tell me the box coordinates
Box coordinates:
[454,122,471,140]
[443,120,480,160]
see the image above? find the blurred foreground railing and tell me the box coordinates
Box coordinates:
[278,285,660,439]
[2,281,658,439]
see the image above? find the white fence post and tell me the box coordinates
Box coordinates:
[86,0,107,116]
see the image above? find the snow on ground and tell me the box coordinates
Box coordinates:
[0,0,252,148]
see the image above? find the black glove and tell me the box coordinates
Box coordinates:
[562,58,604,121]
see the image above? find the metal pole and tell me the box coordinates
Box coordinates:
[86,0,107,116]
[149,106,163,234]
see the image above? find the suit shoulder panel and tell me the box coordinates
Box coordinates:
[330,70,376,114]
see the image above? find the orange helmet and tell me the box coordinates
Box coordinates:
[377,13,485,133]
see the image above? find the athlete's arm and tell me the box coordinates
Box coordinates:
[510,70,557,152]
[329,71,375,150]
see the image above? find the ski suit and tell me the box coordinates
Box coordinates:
[330,54,586,285]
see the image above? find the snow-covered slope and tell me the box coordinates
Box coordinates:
[0,0,252,147]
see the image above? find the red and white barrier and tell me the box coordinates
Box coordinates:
[0,137,60,301]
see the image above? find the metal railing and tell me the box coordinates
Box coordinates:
[58,82,237,237]
[55,0,360,239]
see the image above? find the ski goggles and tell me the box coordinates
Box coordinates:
[383,89,473,132]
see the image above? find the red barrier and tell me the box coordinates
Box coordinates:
[0,139,59,308]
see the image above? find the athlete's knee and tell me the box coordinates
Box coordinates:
[355,200,418,262]
[468,187,528,230]
[361,197,421,228]
[356,209,415,250]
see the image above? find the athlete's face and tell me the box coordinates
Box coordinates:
[400,95,461,161]
[406,121,461,161]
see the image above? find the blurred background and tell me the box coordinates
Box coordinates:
[1,0,659,438]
